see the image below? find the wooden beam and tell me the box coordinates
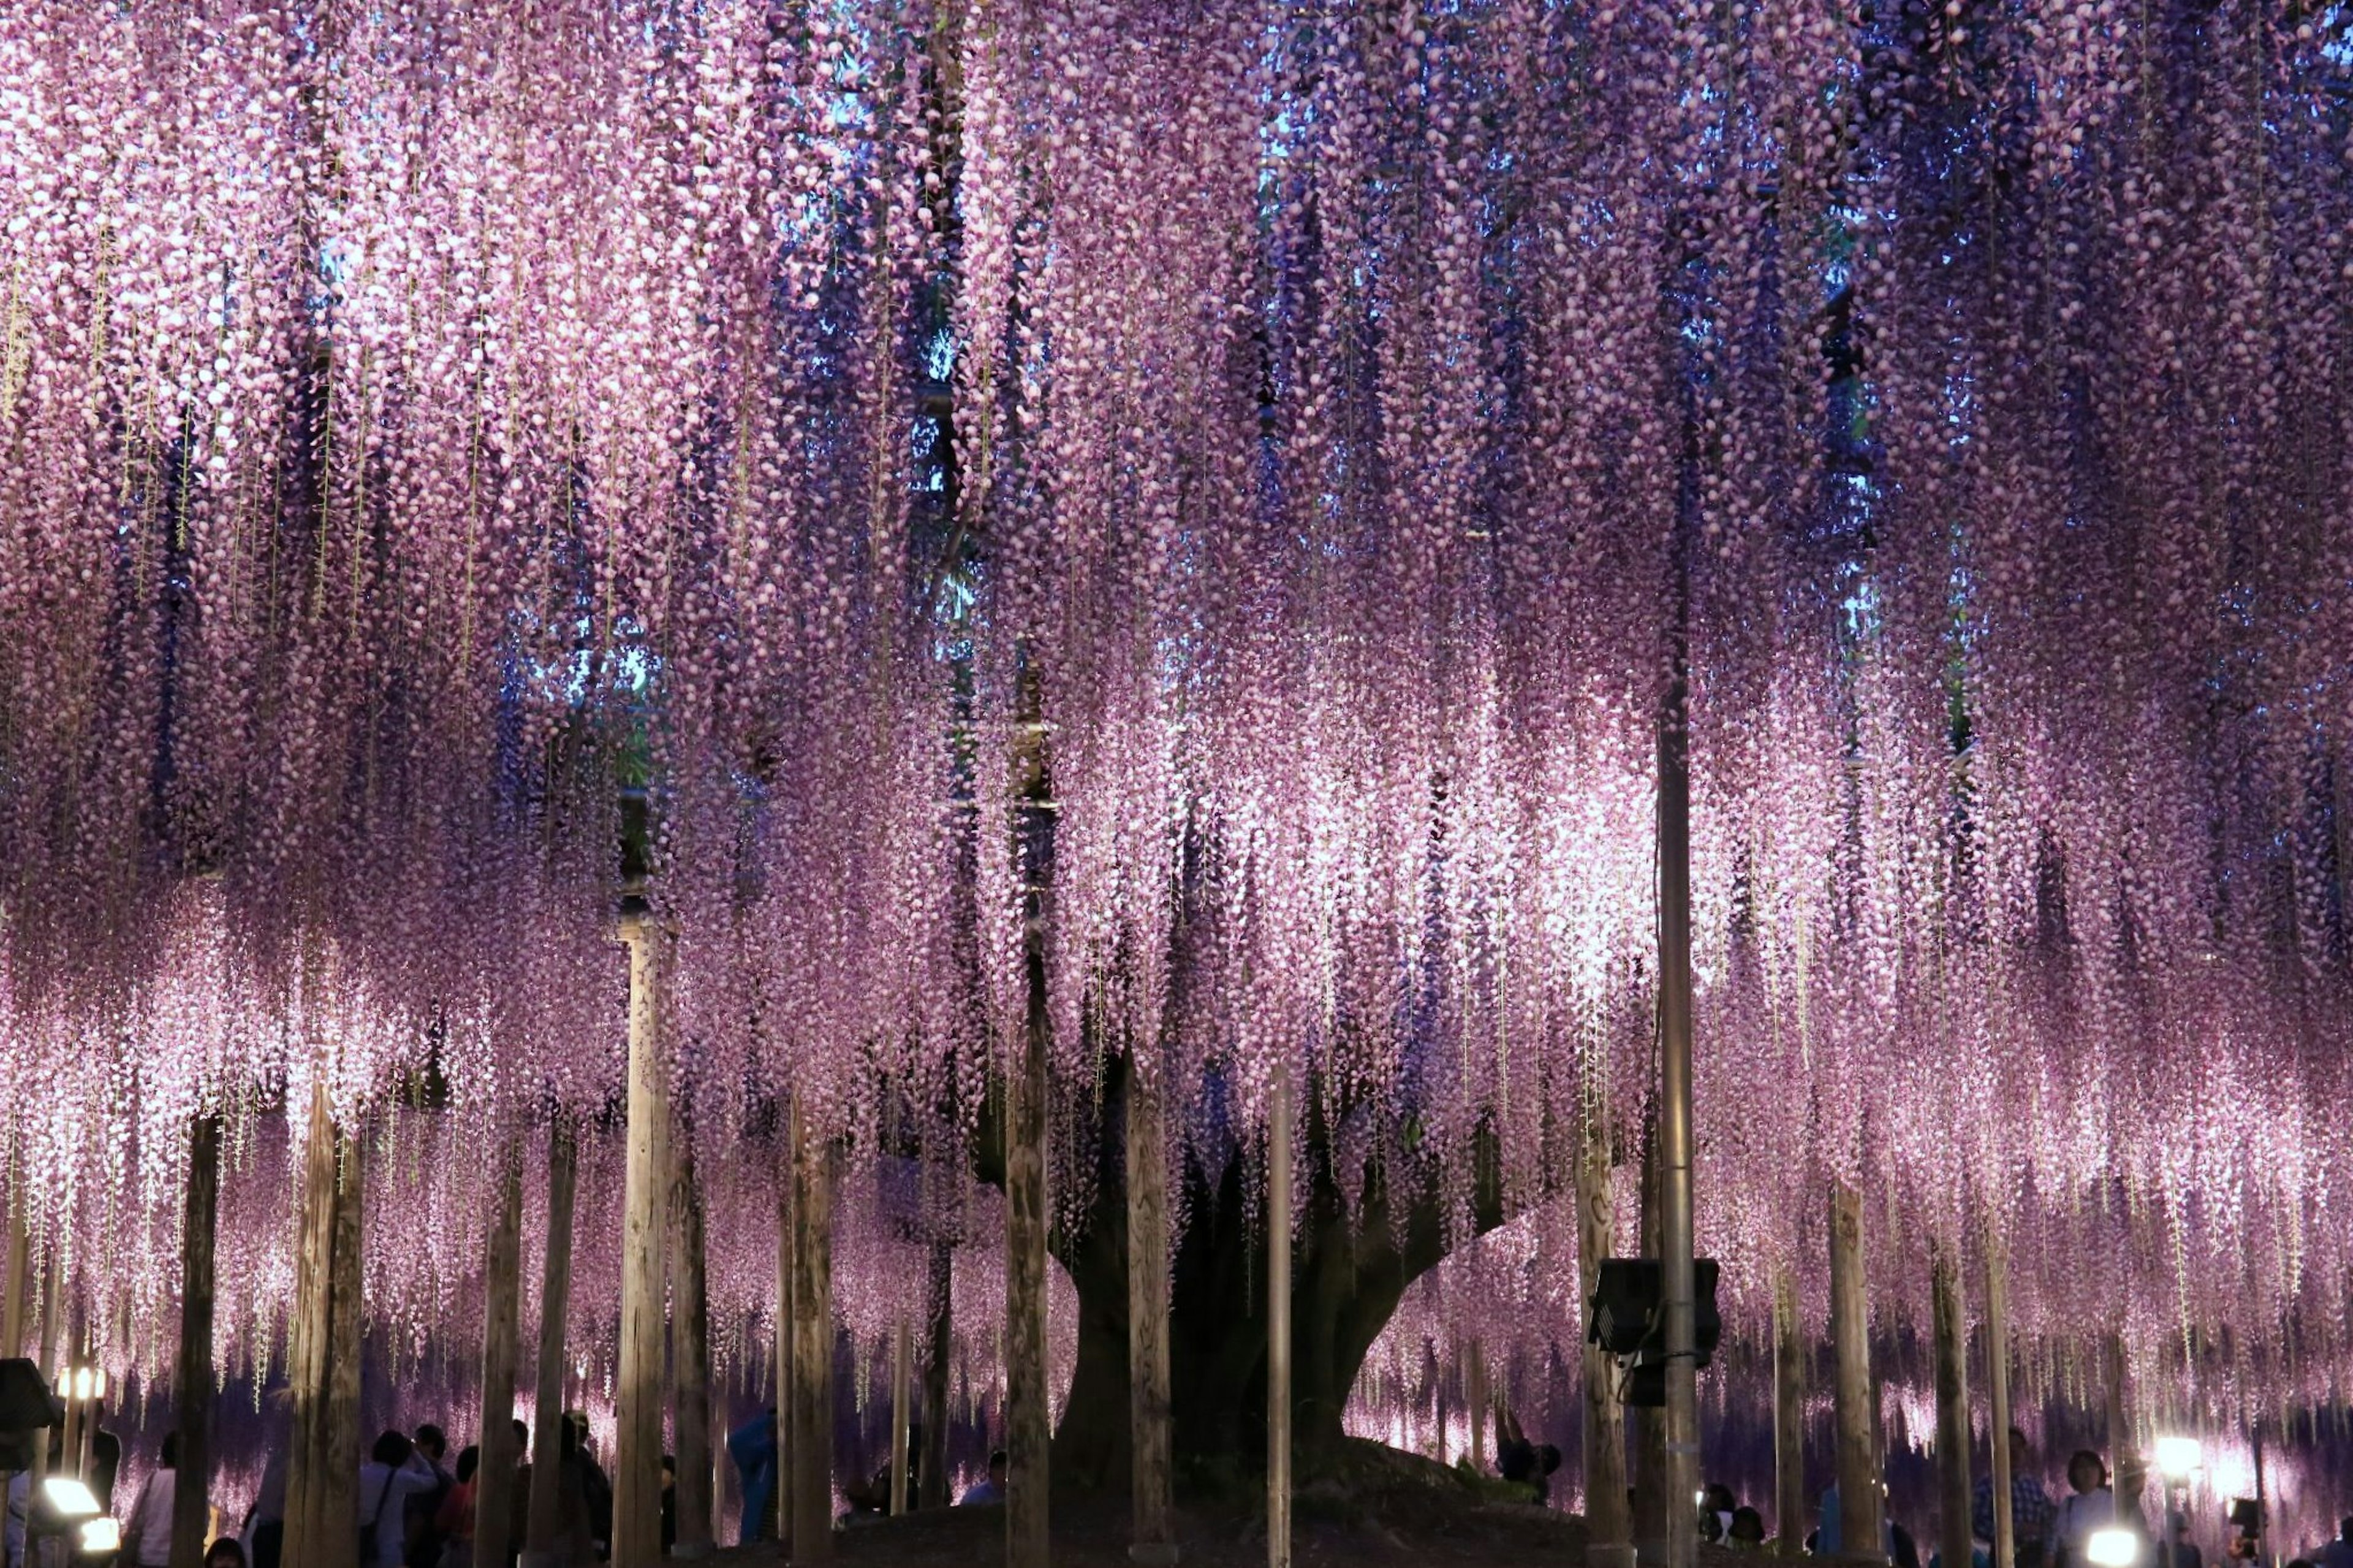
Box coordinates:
[1933,1245,1972,1568]
[475,1141,525,1568]
[1830,1182,1881,1563]
[169,1116,221,1568]
[790,1099,836,1560]
[674,1145,716,1558]
[1773,1270,1804,1556]
[523,1120,578,1568]
[1127,1065,1176,1563]
[1577,1112,1631,1558]
[615,915,670,1568]
[1267,1075,1293,1568]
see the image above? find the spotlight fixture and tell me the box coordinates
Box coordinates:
[2154,1437,2201,1481]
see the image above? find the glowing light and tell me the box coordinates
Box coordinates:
[2155,1437,2202,1481]
[40,1477,99,1521]
[2086,1529,2140,1568]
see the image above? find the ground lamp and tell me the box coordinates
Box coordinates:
[2088,1529,2142,1568]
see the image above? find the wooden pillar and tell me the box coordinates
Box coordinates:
[1632,1118,1666,1566]
[1006,915,1051,1567]
[1267,1075,1293,1568]
[1773,1271,1805,1555]
[1577,1111,1631,1556]
[1,1161,28,1360]
[523,1121,578,1568]
[1466,1341,1488,1475]
[772,1131,794,1558]
[474,1141,525,1568]
[324,1123,365,1566]
[674,1145,716,1558]
[1986,1224,2016,1568]
[1127,1065,1175,1562]
[615,914,670,1568]
[789,1099,835,1560]
[2105,1333,2143,1524]
[920,1239,953,1513]
[285,1082,363,1568]
[1654,665,1700,1568]
[1829,1183,1881,1562]
[1932,1246,1972,1568]
[169,1115,221,1568]
[1007,674,1053,1568]
[890,1317,912,1515]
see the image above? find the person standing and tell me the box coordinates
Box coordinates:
[122,1431,181,1567]
[727,1409,778,1545]
[359,1431,437,1568]
[433,1447,480,1568]
[2053,1451,2119,1568]
[1974,1429,2058,1568]
[2314,1519,2353,1568]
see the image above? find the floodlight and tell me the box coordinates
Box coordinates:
[70,1367,93,1401]
[40,1475,100,1521]
[2085,1529,2140,1568]
[90,1368,104,1401]
[77,1517,121,1554]
[2154,1436,2200,1481]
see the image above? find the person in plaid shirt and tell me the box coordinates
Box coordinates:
[1974,1428,2058,1568]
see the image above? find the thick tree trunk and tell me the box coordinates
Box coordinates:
[1047,1056,1510,1490]
[789,1104,835,1561]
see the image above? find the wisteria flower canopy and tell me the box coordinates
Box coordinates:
[0,0,2349,1464]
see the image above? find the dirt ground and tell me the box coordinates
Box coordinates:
[701,1442,1751,1566]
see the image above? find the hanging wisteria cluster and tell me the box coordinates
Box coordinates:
[2,0,2351,1501]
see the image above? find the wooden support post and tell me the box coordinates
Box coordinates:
[523,1121,578,1568]
[1656,654,1700,1568]
[1632,1119,1666,1567]
[475,1141,525,1568]
[920,1238,954,1512]
[1006,918,1051,1568]
[615,914,670,1568]
[285,1083,363,1568]
[775,1132,795,1558]
[1007,675,1053,1568]
[890,1317,912,1515]
[1830,1183,1881,1563]
[1267,1075,1293,1568]
[1932,1246,1971,1568]
[2105,1333,2143,1525]
[790,1099,836,1561]
[1578,1112,1631,1558]
[325,1123,364,1566]
[1773,1271,1805,1555]
[1127,1065,1176,1563]
[1466,1340,1488,1476]
[675,1145,716,1558]
[1986,1224,2016,1568]
[1,1161,27,1360]
[170,1115,221,1568]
